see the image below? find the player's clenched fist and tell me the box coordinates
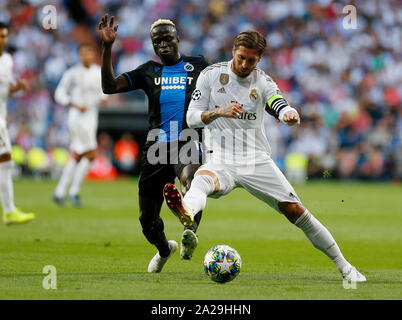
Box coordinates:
[200,102,243,124]
[219,103,243,119]
[98,14,119,44]
[282,110,300,126]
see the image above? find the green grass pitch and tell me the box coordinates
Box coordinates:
[0,178,401,300]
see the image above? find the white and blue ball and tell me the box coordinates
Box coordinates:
[203,245,241,283]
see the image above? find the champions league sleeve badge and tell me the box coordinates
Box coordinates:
[192,89,201,100]
[184,62,194,72]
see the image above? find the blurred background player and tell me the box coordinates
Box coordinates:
[98,14,209,272]
[0,22,35,225]
[52,43,107,208]
[165,30,366,283]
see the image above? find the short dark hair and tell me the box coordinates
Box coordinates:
[234,30,267,56]
[0,22,9,30]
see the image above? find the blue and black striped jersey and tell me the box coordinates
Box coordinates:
[123,55,209,143]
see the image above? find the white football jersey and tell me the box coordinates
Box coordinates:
[55,63,105,126]
[0,52,13,121]
[187,60,295,163]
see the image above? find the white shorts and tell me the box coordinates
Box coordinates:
[197,155,301,213]
[68,117,97,155]
[0,119,11,155]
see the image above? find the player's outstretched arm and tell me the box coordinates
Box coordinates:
[98,14,130,94]
[201,103,243,125]
[265,93,300,126]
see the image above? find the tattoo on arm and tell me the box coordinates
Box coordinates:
[201,107,221,124]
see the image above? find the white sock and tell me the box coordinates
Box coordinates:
[0,160,16,214]
[55,158,77,198]
[295,209,351,273]
[183,175,215,215]
[69,157,90,196]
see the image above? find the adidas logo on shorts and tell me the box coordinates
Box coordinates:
[217,87,226,94]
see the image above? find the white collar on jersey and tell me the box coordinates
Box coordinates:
[228,59,253,83]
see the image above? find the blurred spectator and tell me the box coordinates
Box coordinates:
[87,132,117,180]
[11,144,26,179]
[26,147,48,180]
[113,132,139,174]
[285,152,308,184]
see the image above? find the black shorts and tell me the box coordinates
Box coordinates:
[138,140,202,199]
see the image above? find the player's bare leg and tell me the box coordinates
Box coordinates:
[0,153,35,225]
[0,153,11,162]
[278,202,366,282]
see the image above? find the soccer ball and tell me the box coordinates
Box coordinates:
[203,245,242,283]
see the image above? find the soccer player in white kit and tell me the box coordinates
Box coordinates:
[53,43,106,207]
[0,22,35,225]
[164,31,366,283]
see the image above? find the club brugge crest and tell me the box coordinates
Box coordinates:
[249,89,258,101]
[184,62,194,72]
[219,73,229,85]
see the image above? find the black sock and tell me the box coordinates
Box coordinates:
[157,238,171,258]
[185,211,202,233]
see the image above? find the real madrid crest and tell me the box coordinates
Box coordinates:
[249,89,258,101]
[184,62,194,72]
[219,73,229,85]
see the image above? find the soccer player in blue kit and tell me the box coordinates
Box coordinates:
[98,14,209,272]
